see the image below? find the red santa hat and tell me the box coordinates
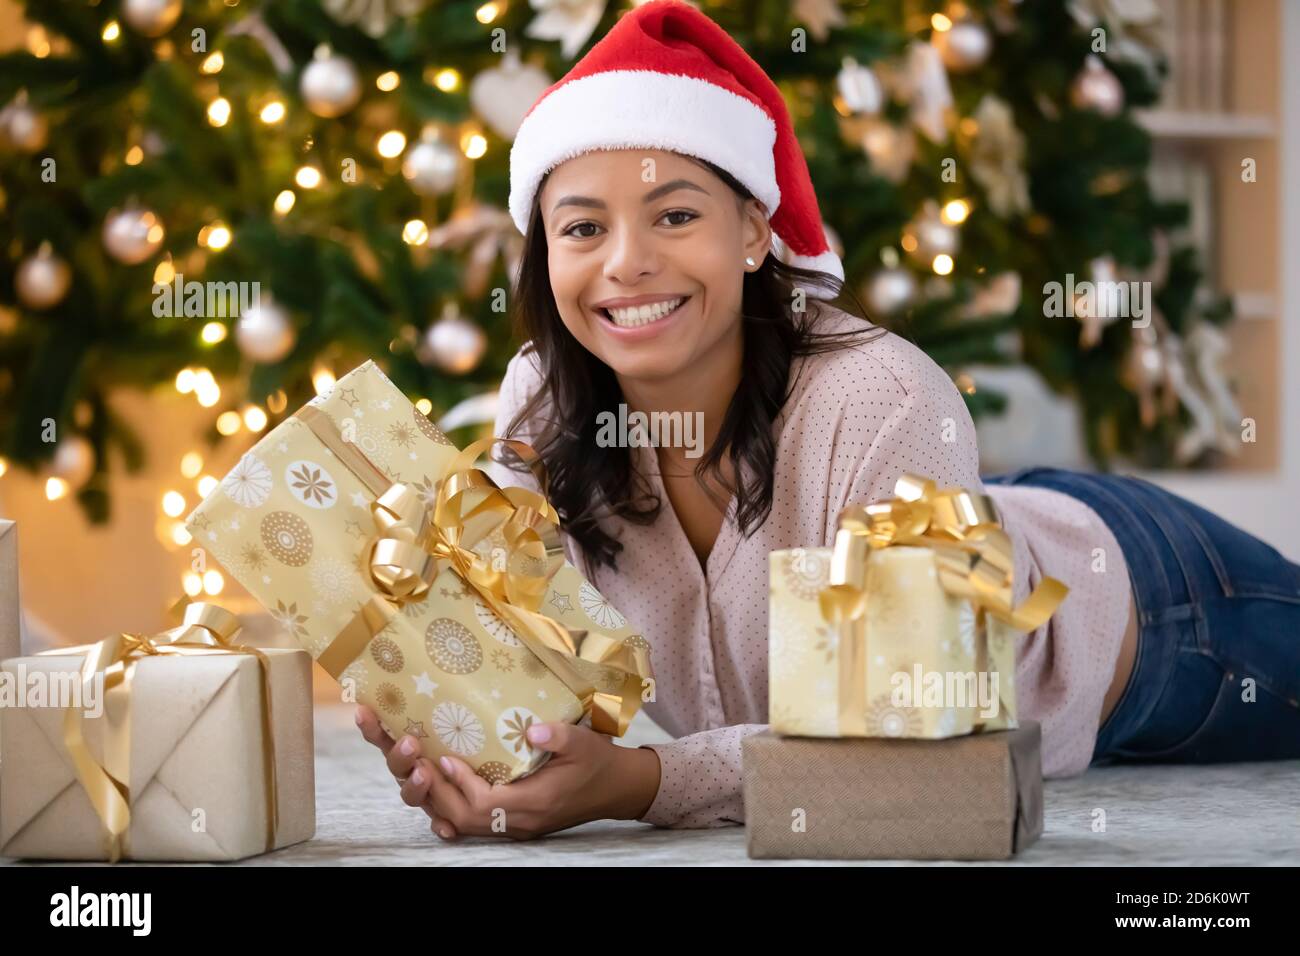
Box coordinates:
[508,0,844,295]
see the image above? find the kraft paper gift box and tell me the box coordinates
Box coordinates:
[186,359,651,785]
[0,520,21,825]
[742,721,1044,860]
[768,476,1068,739]
[0,603,315,862]
[0,520,17,665]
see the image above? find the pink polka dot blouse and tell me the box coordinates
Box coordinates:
[486,306,1132,828]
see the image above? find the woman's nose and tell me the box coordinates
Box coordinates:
[602,222,659,284]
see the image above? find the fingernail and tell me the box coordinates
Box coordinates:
[439,756,453,775]
[354,709,363,726]
[438,827,452,839]
[400,738,417,756]
[527,724,551,744]
[411,769,424,785]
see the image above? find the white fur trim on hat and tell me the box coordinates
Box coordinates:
[769,234,844,299]
[509,69,781,235]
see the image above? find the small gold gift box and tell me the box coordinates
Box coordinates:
[769,475,1067,739]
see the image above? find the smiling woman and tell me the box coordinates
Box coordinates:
[509,147,878,569]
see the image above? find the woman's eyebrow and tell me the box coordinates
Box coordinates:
[550,178,710,214]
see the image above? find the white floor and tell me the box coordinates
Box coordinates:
[9,702,1295,866]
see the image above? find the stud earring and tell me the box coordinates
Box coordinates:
[745,256,756,267]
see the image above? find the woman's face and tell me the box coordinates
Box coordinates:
[537,149,771,384]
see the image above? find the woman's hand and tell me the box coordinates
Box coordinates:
[355,705,661,841]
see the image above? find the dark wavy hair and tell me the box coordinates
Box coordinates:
[500,155,885,573]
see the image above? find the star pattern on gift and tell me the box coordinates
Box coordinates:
[345,519,366,539]
[351,491,368,507]
[387,421,419,449]
[190,513,211,531]
[404,719,429,739]
[549,591,572,613]
[537,689,548,700]
[289,464,336,505]
[499,709,536,756]
[439,586,466,601]
[413,672,439,698]
[271,600,310,639]
[277,440,290,455]
[227,518,241,533]
[240,543,267,570]
[339,387,361,408]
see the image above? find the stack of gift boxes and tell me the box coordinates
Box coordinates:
[743,478,1068,860]
[0,360,650,862]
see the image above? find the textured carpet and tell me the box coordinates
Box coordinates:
[6,702,1297,866]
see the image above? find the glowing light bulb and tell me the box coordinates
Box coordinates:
[259,100,286,124]
[197,475,219,497]
[476,3,501,23]
[312,367,336,396]
[462,133,487,159]
[45,477,69,500]
[295,165,322,189]
[243,406,268,432]
[183,573,203,597]
[402,219,429,245]
[201,52,225,74]
[376,71,400,91]
[162,490,186,517]
[175,368,196,394]
[216,411,242,435]
[377,130,407,159]
[415,398,433,415]
[201,321,227,343]
[207,97,231,127]
[433,68,460,92]
[181,451,203,478]
[102,21,121,42]
[274,189,296,215]
[931,13,953,32]
[203,570,224,595]
[941,199,970,225]
[932,254,954,276]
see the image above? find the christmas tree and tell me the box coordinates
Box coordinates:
[0,0,1232,523]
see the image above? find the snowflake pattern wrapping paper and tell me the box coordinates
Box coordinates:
[768,545,1019,739]
[186,360,650,785]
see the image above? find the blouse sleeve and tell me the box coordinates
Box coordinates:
[835,365,984,517]
[636,724,769,828]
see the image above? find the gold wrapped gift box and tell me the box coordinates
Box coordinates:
[768,475,1068,739]
[186,360,651,785]
[0,603,315,862]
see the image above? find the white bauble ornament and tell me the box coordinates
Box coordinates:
[864,267,917,316]
[102,206,165,265]
[0,93,48,152]
[235,298,295,364]
[52,435,95,489]
[420,306,486,374]
[932,19,991,72]
[402,135,461,196]
[837,58,883,115]
[468,49,552,141]
[1071,55,1124,117]
[859,118,916,184]
[300,46,362,118]
[123,0,181,37]
[903,201,959,263]
[16,243,71,310]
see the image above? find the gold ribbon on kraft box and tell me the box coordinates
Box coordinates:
[34,602,277,863]
[296,404,652,738]
[819,474,1069,736]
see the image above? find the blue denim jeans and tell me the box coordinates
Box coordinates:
[982,467,1300,766]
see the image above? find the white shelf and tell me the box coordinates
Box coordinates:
[1135,109,1277,140]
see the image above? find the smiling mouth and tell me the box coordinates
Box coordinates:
[597,296,690,329]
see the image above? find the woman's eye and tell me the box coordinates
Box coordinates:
[662,210,697,226]
[563,222,600,238]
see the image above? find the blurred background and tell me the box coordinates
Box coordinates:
[0,0,1295,653]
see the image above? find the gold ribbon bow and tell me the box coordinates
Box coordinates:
[299,406,652,738]
[817,474,1069,735]
[36,602,278,863]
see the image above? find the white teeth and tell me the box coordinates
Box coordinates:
[604,297,685,328]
